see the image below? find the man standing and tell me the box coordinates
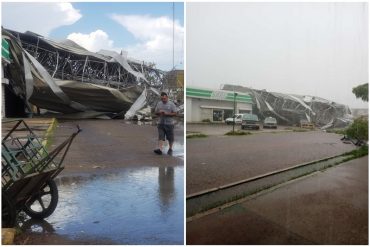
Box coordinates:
[154,92,177,155]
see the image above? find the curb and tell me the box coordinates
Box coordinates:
[186,152,356,217]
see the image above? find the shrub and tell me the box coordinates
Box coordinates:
[346,117,368,141]
[326,128,346,135]
[225,130,251,136]
[187,133,208,139]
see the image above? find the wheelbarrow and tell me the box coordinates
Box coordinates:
[2,119,81,227]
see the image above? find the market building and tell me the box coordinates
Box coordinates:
[186,87,253,122]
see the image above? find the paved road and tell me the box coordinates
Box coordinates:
[2,118,53,139]
[187,156,368,244]
[14,119,184,245]
[187,131,355,195]
[51,119,184,176]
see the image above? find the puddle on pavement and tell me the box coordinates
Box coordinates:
[161,141,184,159]
[21,166,184,245]
[123,121,184,159]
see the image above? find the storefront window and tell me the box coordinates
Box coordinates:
[213,110,223,122]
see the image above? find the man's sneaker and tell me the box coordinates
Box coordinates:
[154,149,162,155]
[167,149,173,155]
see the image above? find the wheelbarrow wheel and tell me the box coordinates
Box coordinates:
[2,192,16,228]
[23,179,58,219]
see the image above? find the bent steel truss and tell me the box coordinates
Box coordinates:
[222,84,353,129]
[2,28,178,118]
[6,29,166,90]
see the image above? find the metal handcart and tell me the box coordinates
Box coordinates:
[2,119,81,227]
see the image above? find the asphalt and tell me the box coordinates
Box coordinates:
[187,130,355,195]
[51,119,184,176]
[1,118,54,139]
[187,156,368,245]
[9,118,184,245]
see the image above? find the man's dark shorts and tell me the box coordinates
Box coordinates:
[158,124,174,143]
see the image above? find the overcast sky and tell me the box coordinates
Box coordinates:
[2,2,184,70]
[187,2,368,109]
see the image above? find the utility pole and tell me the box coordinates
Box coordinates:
[172,2,175,70]
[233,92,238,133]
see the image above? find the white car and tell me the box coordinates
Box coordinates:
[263,117,278,129]
[225,114,243,125]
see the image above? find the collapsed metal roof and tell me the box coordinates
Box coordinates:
[5,29,167,87]
[222,84,353,129]
[2,28,171,118]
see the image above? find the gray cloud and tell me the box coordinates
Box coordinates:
[187,2,368,108]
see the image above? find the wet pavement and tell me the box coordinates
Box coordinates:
[187,130,355,195]
[1,118,54,140]
[51,119,184,175]
[19,166,184,244]
[187,156,368,245]
[14,119,184,244]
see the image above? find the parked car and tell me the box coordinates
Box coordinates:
[225,114,243,125]
[263,117,278,129]
[241,114,260,130]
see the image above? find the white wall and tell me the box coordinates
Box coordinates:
[186,97,253,122]
[186,97,193,122]
[236,102,252,112]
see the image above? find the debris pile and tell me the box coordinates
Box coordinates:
[222,84,353,129]
[2,28,183,119]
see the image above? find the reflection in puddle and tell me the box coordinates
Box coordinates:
[24,166,183,245]
[21,219,55,234]
[122,120,184,159]
[165,141,184,159]
[158,167,175,212]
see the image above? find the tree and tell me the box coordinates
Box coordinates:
[352,83,368,102]
[346,117,368,143]
[346,83,369,144]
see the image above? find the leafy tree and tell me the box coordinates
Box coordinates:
[352,83,368,102]
[346,117,368,142]
[345,84,369,144]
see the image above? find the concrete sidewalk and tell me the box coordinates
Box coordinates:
[187,156,368,245]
